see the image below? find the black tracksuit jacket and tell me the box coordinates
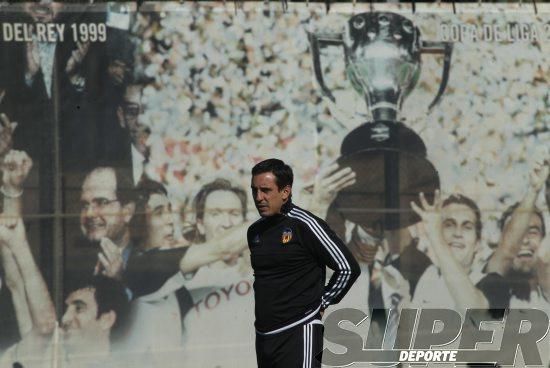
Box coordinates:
[247,202,361,335]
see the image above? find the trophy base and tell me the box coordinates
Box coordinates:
[332,148,440,231]
[341,121,427,157]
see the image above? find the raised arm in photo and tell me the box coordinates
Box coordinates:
[411,191,489,311]
[0,245,32,337]
[487,156,549,275]
[179,221,252,273]
[0,219,56,335]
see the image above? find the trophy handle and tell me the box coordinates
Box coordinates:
[420,41,453,110]
[308,31,344,103]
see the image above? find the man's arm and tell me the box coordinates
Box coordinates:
[411,192,489,311]
[486,157,548,275]
[0,245,32,337]
[125,222,251,298]
[290,207,360,311]
[0,219,56,335]
[179,221,251,273]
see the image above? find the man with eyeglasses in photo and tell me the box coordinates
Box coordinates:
[116,81,152,185]
[65,165,137,289]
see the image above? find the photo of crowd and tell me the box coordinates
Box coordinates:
[0,1,548,367]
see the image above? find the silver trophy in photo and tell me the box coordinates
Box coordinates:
[309,12,453,230]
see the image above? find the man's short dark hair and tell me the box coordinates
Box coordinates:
[251,159,293,190]
[442,194,483,240]
[66,276,129,343]
[498,203,546,238]
[193,178,247,222]
[129,178,169,247]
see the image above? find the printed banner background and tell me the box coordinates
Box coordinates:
[0,2,548,367]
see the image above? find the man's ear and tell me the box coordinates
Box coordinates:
[281,185,292,202]
[99,310,116,331]
[123,202,136,223]
[116,107,125,128]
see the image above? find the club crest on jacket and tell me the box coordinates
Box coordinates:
[282,228,293,244]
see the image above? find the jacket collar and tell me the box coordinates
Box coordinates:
[281,198,293,215]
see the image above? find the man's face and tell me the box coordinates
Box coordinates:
[198,190,244,242]
[441,203,479,269]
[118,85,150,155]
[61,288,111,349]
[80,168,131,244]
[251,172,290,217]
[24,2,64,23]
[511,214,544,274]
[145,193,176,249]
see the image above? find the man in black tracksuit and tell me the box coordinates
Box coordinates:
[248,159,360,368]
